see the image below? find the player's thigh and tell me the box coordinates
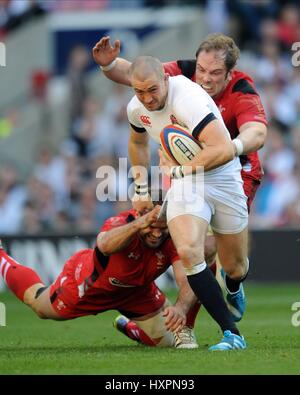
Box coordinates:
[133,300,174,347]
[30,287,66,320]
[167,175,211,251]
[168,215,208,265]
[213,227,248,267]
[168,214,208,248]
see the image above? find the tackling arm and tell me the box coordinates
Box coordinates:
[234,121,267,155]
[92,37,179,86]
[92,36,132,86]
[172,260,198,314]
[163,260,197,332]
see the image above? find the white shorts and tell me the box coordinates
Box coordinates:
[166,174,248,234]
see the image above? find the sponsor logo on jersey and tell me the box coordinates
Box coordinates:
[155,289,162,300]
[60,276,67,286]
[140,115,151,125]
[169,116,188,130]
[128,252,140,260]
[170,114,179,124]
[56,299,67,310]
[78,282,85,298]
[155,251,165,269]
[218,104,226,113]
[75,263,83,281]
[109,277,136,288]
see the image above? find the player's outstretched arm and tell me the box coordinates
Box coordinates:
[97,206,161,255]
[234,121,267,156]
[92,36,132,86]
[163,260,197,332]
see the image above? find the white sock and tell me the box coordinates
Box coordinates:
[184,261,207,276]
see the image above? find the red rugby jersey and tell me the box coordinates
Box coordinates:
[163,60,267,181]
[92,209,179,292]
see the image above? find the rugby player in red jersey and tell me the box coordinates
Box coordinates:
[0,205,199,348]
[92,33,268,322]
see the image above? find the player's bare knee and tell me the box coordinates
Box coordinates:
[23,292,36,307]
[23,283,45,307]
[176,245,204,267]
[225,259,247,280]
[32,305,49,319]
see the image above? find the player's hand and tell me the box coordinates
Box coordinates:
[158,149,178,177]
[163,305,186,332]
[132,192,153,213]
[136,205,161,229]
[92,36,120,67]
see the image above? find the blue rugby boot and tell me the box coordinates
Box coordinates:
[209,330,247,351]
[221,268,246,322]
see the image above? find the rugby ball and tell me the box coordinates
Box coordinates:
[160,124,202,165]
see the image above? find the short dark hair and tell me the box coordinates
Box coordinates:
[129,56,165,80]
[195,33,240,72]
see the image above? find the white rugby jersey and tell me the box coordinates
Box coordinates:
[127,75,241,180]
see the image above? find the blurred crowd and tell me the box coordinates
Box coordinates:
[0,0,300,235]
[0,0,200,38]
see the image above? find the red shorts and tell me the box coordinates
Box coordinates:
[241,171,261,212]
[49,249,166,319]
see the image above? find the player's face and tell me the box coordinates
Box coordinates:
[195,50,231,98]
[139,221,169,248]
[132,74,168,111]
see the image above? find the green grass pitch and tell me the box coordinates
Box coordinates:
[0,283,299,375]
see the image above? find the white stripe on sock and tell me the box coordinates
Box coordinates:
[185,262,207,276]
[3,261,11,283]
[0,257,10,283]
[0,257,7,272]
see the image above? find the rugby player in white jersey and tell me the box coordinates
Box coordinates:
[127,56,248,350]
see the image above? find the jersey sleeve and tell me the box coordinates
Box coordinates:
[163,60,196,80]
[127,97,146,133]
[174,91,217,139]
[163,61,182,76]
[100,211,137,232]
[234,93,268,129]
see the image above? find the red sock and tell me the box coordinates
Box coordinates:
[125,321,156,346]
[0,250,43,302]
[186,301,201,328]
[185,261,217,328]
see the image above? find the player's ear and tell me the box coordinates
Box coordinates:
[226,69,233,82]
[164,73,169,81]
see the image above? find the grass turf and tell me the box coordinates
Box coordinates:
[0,283,299,375]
